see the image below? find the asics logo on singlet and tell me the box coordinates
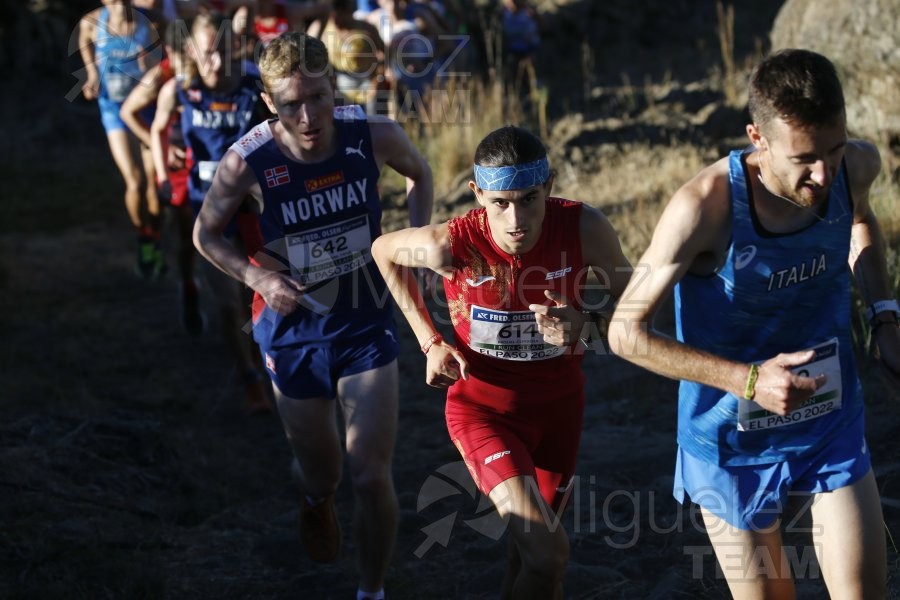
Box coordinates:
[465,275,495,287]
[734,245,758,270]
[545,267,572,280]
[345,140,366,159]
[484,450,510,465]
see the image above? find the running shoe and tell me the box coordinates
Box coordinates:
[151,243,168,280]
[299,494,341,563]
[135,239,157,278]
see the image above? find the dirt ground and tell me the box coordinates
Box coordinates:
[1,1,899,597]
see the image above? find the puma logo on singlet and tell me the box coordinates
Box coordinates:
[345,139,366,159]
[465,275,496,287]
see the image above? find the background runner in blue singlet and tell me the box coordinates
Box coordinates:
[78,0,164,277]
[150,11,272,413]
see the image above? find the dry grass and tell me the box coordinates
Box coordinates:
[414,74,528,197]
[715,0,739,107]
[380,73,548,206]
[553,143,712,262]
[866,169,900,294]
[871,171,900,240]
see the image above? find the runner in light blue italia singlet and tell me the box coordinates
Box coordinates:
[95,5,154,132]
[95,6,152,102]
[674,147,863,467]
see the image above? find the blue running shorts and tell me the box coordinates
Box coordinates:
[673,413,870,531]
[99,96,128,133]
[261,325,400,400]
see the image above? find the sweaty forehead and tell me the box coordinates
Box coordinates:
[764,113,845,138]
[269,71,332,100]
[766,116,847,152]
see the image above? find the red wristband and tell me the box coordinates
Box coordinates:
[421,332,443,354]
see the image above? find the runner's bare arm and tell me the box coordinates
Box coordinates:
[845,141,899,380]
[581,204,633,308]
[369,117,434,228]
[846,141,889,299]
[372,224,454,342]
[120,63,162,148]
[193,150,306,316]
[150,78,178,186]
[608,159,822,414]
[372,225,469,385]
[78,9,100,100]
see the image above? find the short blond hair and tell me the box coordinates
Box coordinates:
[258,32,331,92]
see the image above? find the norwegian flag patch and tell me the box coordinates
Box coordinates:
[264,165,290,188]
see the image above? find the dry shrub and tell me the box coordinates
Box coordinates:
[380,74,545,200]
[868,171,900,293]
[554,143,711,262]
[419,75,522,196]
[871,172,900,240]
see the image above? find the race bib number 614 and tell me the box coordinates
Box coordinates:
[468,305,565,361]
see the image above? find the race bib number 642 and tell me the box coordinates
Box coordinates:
[285,215,372,285]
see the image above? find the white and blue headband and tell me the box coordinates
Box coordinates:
[473,157,550,191]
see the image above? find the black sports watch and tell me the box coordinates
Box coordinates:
[866,299,899,325]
